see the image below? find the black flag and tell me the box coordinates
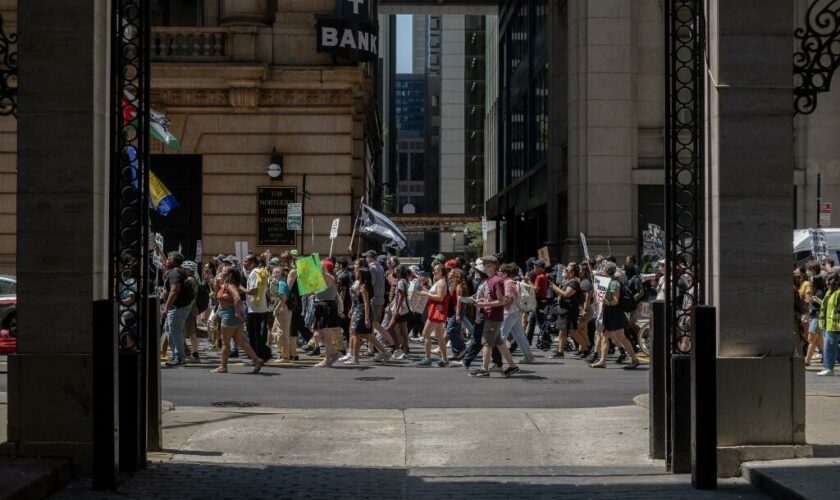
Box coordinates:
[357,203,407,250]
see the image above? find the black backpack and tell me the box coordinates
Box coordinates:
[180,273,197,306]
[618,281,636,313]
[195,282,210,313]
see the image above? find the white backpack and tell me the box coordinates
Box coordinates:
[516,281,537,312]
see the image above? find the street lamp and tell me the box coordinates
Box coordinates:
[266,147,283,181]
[451,232,457,255]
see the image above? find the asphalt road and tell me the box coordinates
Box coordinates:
[156,345,649,409]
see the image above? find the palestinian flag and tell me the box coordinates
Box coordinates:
[120,92,182,151]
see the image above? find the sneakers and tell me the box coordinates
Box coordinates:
[431,347,441,356]
[394,353,408,360]
[165,358,185,367]
[550,351,564,359]
[392,349,403,358]
[623,359,640,370]
[191,351,200,362]
[416,358,433,367]
[469,369,490,377]
[314,359,333,368]
[817,369,835,376]
[372,352,385,363]
[449,360,464,367]
[616,353,627,364]
[436,360,449,368]
[490,365,504,373]
[338,353,353,362]
[503,366,520,377]
[342,357,359,365]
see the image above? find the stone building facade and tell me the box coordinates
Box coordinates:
[0,0,381,274]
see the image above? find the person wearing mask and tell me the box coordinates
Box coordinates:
[818,270,840,376]
[591,261,640,369]
[472,256,520,377]
[549,263,581,359]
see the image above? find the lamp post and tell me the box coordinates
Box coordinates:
[451,232,457,256]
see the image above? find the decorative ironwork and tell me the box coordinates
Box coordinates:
[664,0,705,355]
[0,13,18,117]
[112,0,150,350]
[794,0,840,114]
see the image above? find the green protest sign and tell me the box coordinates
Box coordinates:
[295,253,327,296]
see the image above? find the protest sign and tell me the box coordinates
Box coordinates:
[287,203,303,231]
[580,233,590,261]
[811,228,828,260]
[295,253,327,296]
[538,246,551,267]
[330,218,340,240]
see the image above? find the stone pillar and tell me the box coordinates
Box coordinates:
[565,0,637,259]
[3,0,111,474]
[708,0,809,474]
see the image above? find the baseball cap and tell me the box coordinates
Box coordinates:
[445,259,458,269]
[182,260,198,272]
[269,257,280,266]
[363,250,377,258]
[321,259,334,273]
[432,253,446,262]
[533,259,546,268]
[290,249,300,257]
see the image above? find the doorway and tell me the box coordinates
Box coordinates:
[150,154,203,260]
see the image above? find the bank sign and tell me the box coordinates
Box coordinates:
[316,0,379,62]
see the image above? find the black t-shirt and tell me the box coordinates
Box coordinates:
[559,278,581,315]
[164,268,191,309]
[626,275,643,299]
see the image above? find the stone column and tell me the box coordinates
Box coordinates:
[565,0,637,259]
[708,0,809,474]
[4,0,111,474]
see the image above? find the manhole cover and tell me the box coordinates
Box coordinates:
[526,378,583,385]
[211,401,261,408]
[354,376,395,382]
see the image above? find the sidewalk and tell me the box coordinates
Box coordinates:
[742,379,840,500]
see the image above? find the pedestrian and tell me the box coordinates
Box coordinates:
[161,251,193,367]
[572,263,594,358]
[444,268,471,360]
[591,261,640,369]
[817,270,840,376]
[210,265,264,374]
[181,260,201,362]
[341,261,388,365]
[456,259,502,370]
[203,261,220,350]
[417,264,451,367]
[471,256,520,377]
[390,265,412,359]
[364,250,394,348]
[804,261,825,366]
[286,252,309,360]
[243,253,272,362]
[526,258,549,347]
[335,258,353,346]
[549,262,581,359]
[499,263,535,363]
[312,260,341,367]
[271,266,292,362]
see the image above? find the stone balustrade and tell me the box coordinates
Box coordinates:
[152,27,229,62]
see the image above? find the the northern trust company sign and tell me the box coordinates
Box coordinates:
[316,0,379,62]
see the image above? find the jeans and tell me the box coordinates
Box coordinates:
[825,330,840,371]
[165,305,191,362]
[504,306,533,358]
[445,314,468,353]
[461,321,502,368]
[526,300,548,345]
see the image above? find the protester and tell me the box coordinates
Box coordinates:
[182,260,201,362]
[161,251,192,367]
[549,262,581,359]
[417,264,451,367]
[312,260,341,367]
[591,261,640,370]
[499,263,535,363]
[818,269,840,376]
[211,265,264,374]
[471,256,520,377]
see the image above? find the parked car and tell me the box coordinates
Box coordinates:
[0,274,16,337]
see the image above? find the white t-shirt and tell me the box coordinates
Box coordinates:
[246,268,269,314]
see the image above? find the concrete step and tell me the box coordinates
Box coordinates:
[743,457,840,500]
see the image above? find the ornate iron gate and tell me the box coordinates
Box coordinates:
[0,12,16,118]
[794,0,840,115]
[111,0,151,351]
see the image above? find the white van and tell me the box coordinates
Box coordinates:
[793,228,840,266]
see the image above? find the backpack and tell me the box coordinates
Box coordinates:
[516,281,537,312]
[181,274,197,306]
[616,280,636,313]
[195,282,210,313]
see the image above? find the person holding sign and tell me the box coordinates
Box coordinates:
[591,261,640,369]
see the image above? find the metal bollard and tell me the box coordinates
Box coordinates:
[650,300,667,460]
[692,306,717,489]
[146,296,162,452]
[671,353,692,474]
[92,300,119,490]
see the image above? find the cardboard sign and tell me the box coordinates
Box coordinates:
[330,218,340,240]
[295,253,328,296]
[538,246,551,267]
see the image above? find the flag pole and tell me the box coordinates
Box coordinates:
[348,196,364,255]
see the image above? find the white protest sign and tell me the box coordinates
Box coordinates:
[811,228,828,260]
[152,233,164,268]
[235,241,249,263]
[593,275,611,332]
[481,216,488,242]
[287,203,303,231]
[330,218,340,240]
[580,233,591,261]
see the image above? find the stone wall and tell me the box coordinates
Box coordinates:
[0,0,15,275]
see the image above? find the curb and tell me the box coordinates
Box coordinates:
[742,464,809,500]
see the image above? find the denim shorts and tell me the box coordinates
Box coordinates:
[809,317,822,335]
[218,306,242,327]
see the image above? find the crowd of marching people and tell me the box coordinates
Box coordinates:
[795,258,840,376]
[155,247,666,377]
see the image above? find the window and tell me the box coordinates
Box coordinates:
[533,64,549,164]
[0,278,13,295]
[411,153,425,181]
[151,0,203,27]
